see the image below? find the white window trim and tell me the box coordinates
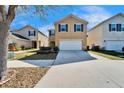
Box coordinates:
[111,23,116,31]
[121,24,124,31]
[75,23,82,32]
[29,30,35,36]
[60,23,67,32]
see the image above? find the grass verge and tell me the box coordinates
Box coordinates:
[90,51,124,60]
[9,51,58,60]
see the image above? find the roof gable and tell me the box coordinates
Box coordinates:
[90,13,124,31]
[13,25,47,37]
[12,33,30,40]
[55,14,88,24]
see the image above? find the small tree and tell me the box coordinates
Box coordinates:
[0,5,58,80]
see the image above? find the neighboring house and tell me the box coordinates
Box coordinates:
[10,25,48,49]
[8,32,32,49]
[48,29,55,47]
[87,13,124,51]
[49,14,88,50]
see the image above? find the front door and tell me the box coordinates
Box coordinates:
[32,41,37,48]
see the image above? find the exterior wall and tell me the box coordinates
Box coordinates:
[37,33,48,47]
[87,25,104,49]
[87,14,124,49]
[49,36,55,46]
[13,26,48,48]
[8,33,32,48]
[55,16,87,50]
[102,15,124,46]
[13,26,38,41]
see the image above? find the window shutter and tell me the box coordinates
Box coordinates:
[34,31,36,36]
[74,24,76,32]
[58,24,61,32]
[66,24,68,32]
[28,31,30,36]
[109,24,111,32]
[49,30,51,36]
[81,24,83,32]
[117,24,121,31]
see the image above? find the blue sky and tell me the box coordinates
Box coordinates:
[10,5,124,35]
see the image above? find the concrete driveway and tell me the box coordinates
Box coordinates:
[35,51,124,88]
[54,51,96,65]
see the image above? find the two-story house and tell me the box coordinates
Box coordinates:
[48,29,55,47]
[87,13,124,51]
[10,25,48,49]
[49,14,88,50]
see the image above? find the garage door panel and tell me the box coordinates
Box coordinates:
[106,41,124,50]
[59,40,82,50]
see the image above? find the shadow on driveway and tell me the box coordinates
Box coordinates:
[53,51,97,66]
[12,51,97,67]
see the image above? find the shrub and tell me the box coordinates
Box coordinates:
[91,46,100,51]
[40,47,52,50]
[21,45,25,50]
[53,47,59,52]
[122,47,124,51]
[25,47,32,50]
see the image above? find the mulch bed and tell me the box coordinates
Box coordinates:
[0,67,49,88]
[0,70,16,85]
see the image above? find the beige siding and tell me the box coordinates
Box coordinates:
[14,26,38,41]
[8,34,32,48]
[38,33,48,47]
[13,26,48,48]
[55,16,87,50]
[87,25,103,49]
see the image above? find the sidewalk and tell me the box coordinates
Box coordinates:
[8,60,54,67]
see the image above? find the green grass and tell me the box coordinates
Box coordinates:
[90,51,124,60]
[9,50,58,60]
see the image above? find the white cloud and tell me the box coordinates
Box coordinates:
[78,6,112,29]
[38,24,54,36]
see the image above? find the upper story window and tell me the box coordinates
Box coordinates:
[49,29,55,36]
[109,24,116,31]
[28,30,36,36]
[59,24,68,32]
[74,24,83,32]
[109,23,124,32]
[117,24,121,31]
[121,24,124,31]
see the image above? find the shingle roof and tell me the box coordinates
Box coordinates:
[12,33,30,40]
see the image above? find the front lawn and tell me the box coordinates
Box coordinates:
[9,50,58,60]
[0,67,49,88]
[90,50,124,60]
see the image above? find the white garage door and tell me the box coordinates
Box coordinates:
[59,40,82,50]
[106,40,124,50]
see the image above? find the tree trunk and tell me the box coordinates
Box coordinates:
[0,22,9,80]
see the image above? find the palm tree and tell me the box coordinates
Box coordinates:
[0,5,58,80]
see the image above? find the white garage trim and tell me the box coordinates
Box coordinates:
[59,39,82,50]
[105,40,124,51]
